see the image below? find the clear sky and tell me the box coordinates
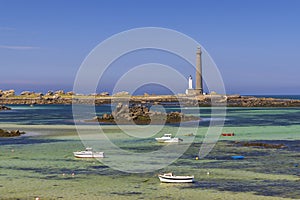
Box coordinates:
[0,0,299,95]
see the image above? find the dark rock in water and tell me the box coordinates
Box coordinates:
[0,105,11,111]
[235,141,287,149]
[87,103,199,125]
[0,129,25,137]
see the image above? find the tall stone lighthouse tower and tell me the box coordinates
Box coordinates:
[195,47,203,95]
[185,47,203,95]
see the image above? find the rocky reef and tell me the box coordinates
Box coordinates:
[225,95,300,107]
[0,129,25,137]
[0,105,11,111]
[87,103,199,125]
[234,141,287,149]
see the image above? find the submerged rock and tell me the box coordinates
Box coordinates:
[235,141,287,149]
[0,105,11,111]
[0,129,25,137]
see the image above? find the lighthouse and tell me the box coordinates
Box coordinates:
[185,47,204,95]
[195,47,203,94]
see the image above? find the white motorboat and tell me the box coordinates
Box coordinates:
[155,134,183,143]
[158,173,194,183]
[73,147,104,158]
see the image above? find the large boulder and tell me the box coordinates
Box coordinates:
[98,92,109,96]
[20,91,34,96]
[52,94,61,99]
[66,91,75,96]
[112,91,130,97]
[3,89,15,97]
[102,113,114,120]
[36,92,44,97]
[45,90,54,96]
[54,90,65,95]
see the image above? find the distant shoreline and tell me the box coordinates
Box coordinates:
[243,94,300,100]
[1,93,300,107]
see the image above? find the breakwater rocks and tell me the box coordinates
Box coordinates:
[0,105,11,111]
[0,129,25,137]
[86,103,200,125]
[1,93,300,107]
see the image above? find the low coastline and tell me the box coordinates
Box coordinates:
[1,93,300,107]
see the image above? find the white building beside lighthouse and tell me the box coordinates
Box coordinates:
[186,75,193,95]
[188,75,193,89]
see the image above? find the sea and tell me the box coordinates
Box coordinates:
[0,96,299,199]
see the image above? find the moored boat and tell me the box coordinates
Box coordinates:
[222,132,235,136]
[158,173,194,183]
[231,155,244,160]
[73,147,104,158]
[155,134,183,143]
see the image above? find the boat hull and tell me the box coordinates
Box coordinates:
[155,138,182,143]
[73,152,104,158]
[155,138,167,143]
[164,138,180,143]
[231,155,244,160]
[158,175,194,183]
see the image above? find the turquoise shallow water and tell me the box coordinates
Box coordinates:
[0,105,299,199]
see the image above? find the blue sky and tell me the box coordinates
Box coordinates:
[0,0,300,95]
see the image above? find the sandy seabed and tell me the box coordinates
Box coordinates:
[0,123,299,200]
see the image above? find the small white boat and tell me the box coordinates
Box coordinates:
[155,134,183,143]
[73,147,104,158]
[158,173,194,183]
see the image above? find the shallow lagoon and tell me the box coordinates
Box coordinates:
[0,105,299,199]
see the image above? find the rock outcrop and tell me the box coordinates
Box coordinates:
[0,129,25,137]
[54,90,65,95]
[0,105,11,111]
[0,89,15,97]
[45,91,54,96]
[112,91,130,97]
[20,91,34,96]
[66,91,75,96]
[88,103,200,125]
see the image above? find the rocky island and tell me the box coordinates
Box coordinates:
[1,89,300,107]
[86,103,199,125]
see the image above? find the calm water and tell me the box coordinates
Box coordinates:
[0,104,299,199]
